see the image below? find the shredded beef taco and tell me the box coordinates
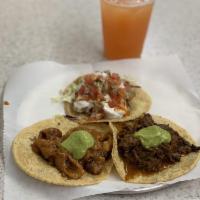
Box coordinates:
[110,114,200,183]
[12,116,113,186]
[57,71,151,122]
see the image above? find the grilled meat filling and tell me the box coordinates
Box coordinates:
[32,127,112,179]
[117,114,200,173]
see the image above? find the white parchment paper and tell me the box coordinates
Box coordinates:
[3,56,200,200]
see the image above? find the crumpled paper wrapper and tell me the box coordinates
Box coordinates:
[3,55,200,200]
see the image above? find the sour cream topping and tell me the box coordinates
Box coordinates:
[102,102,125,119]
[73,100,93,113]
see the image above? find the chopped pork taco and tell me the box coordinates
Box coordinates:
[56,71,151,122]
[12,116,113,186]
[110,114,200,183]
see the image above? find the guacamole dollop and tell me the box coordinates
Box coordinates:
[61,130,94,160]
[134,125,171,149]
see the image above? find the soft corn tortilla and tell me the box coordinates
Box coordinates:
[64,77,152,123]
[12,116,113,186]
[110,115,200,184]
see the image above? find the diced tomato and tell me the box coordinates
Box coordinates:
[78,85,85,95]
[86,85,103,101]
[84,74,94,85]
[108,91,121,106]
[89,86,98,100]
[97,93,104,101]
[108,100,117,108]
[108,73,121,85]
[109,95,127,110]
[110,94,119,102]
[108,90,113,98]
[109,88,125,99]
[111,73,120,80]
[84,74,103,85]
[118,88,126,98]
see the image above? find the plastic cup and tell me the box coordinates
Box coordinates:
[100,0,154,59]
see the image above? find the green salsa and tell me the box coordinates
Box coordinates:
[134,125,171,149]
[61,130,94,160]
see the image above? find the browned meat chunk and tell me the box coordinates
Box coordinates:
[38,128,62,140]
[32,126,113,179]
[54,151,84,179]
[31,128,62,165]
[83,155,106,175]
[80,132,112,175]
[32,139,58,161]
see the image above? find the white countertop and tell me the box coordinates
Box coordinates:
[1,0,200,199]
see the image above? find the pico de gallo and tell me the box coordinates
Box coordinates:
[61,71,136,120]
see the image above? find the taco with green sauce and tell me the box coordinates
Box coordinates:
[56,71,151,123]
[110,113,200,183]
[12,116,113,186]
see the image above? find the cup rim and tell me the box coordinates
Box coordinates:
[102,0,154,8]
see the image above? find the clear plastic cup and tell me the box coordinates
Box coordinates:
[100,0,154,59]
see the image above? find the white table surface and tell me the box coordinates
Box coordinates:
[1,0,200,199]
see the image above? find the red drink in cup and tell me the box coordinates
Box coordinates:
[101,0,154,59]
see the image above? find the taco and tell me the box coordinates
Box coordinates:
[110,113,200,183]
[56,71,151,122]
[12,116,113,186]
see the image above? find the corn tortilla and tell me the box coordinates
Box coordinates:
[110,115,200,184]
[12,116,113,186]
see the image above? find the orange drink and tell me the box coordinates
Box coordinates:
[101,0,154,59]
